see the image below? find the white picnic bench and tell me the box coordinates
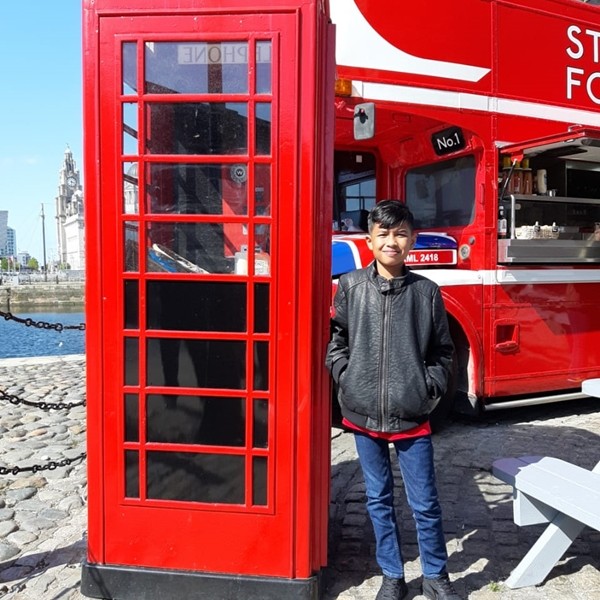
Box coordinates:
[491,378,600,589]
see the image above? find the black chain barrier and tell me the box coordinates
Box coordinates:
[0,453,86,476]
[0,309,85,332]
[0,387,87,475]
[0,310,87,474]
[0,388,86,411]
[0,387,87,474]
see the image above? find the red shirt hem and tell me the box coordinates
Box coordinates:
[342,417,431,440]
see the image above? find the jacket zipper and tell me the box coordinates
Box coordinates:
[379,291,391,431]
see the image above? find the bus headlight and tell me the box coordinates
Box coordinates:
[459,244,471,260]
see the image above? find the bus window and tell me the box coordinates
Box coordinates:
[405,155,475,229]
[334,151,376,231]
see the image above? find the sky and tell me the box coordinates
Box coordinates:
[0,2,83,263]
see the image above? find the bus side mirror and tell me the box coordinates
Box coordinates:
[353,102,375,140]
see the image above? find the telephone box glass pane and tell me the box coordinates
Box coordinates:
[146,163,247,215]
[147,452,245,504]
[255,225,270,267]
[253,399,268,448]
[147,222,252,274]
[124,222,139,271]
[146,103,248,155]
[147,338,245,389]
[125,451,139,498]
[252,457,267,506]
[256,41,271,94]
[254,341,269,391]
[254,164,270,216]
[124,280,139,329]
[122,42,137,95]
[233,242,271,276]
[123,162,139,214]
[254,283,269,333]
[147,281,246,332]
[124,337,139,386]
[147,395,245,446]
[124,394,139,442]
[145,42,248,95]
[122,103,138,156]
[256,103,271,155]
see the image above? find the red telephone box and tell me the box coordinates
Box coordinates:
[81,2,334,598]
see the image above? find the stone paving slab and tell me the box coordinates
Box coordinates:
[0,355,599,599]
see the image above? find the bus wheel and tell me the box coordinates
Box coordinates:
[430,353,458,432]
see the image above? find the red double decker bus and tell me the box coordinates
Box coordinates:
[329,0,600,421]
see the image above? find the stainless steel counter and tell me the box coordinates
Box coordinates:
[498,238,600,263]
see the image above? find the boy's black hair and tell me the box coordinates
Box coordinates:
[368,200,415,233]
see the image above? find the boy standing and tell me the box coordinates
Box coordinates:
[326,201,461,600]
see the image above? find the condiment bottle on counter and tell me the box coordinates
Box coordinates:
[500,156,513,194]
[498,206,507,238]
[534,221,541,238]
[522,159,533,195]
[512,160,523,194]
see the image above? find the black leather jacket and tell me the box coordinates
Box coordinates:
[326,263,454,433]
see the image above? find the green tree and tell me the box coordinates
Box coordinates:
[28,257,39,270]
[0,257,7,271]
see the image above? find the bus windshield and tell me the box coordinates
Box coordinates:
[405,155,476,230]
[334,151,376,232]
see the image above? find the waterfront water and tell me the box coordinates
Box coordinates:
[0,309,85,358]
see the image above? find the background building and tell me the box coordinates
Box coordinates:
[56,147,85,270]
[0,211,7,258]
[17,251,30,269]
[5,227,16,257]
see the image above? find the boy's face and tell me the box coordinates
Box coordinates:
[366,221,416,279]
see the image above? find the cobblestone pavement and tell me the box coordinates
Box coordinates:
[0,355,599,599]
[0,356,86,600]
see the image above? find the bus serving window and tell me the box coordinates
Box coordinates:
[405,155,475,229]
[334,151,376,231]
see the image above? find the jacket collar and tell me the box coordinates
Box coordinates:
[367,261,411,292]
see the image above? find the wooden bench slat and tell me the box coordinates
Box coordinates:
[530,456,600,480]
[514,466,600,531]
[492,456,543,486]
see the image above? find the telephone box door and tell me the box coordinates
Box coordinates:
[94,13,302,577]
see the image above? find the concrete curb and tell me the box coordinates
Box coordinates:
[0,354,85,368]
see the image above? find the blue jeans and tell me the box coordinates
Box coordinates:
[354,432,448,579]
